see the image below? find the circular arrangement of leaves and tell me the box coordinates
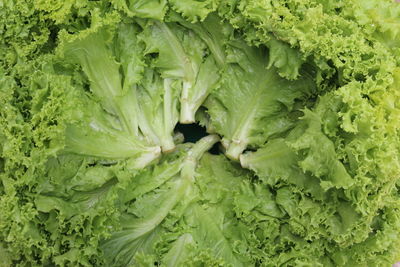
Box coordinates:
[1,1,400,266]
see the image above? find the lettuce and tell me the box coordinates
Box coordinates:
[204,39,315,159]
[1,0,400,266]
[138,17,220,124]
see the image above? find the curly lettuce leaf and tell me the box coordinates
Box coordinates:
[1,2,400,266]
[205,39,315,159]
[110,0,167,20]
[139,19,220,123]
[168,0,218,23]
[342,0,400,63]
[239,87,400,265]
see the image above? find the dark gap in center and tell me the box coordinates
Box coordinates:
[175,123,220,155]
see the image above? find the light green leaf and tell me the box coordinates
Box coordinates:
[205,40,314,159]
[110,0,167,20]
[169,0,219,23]
[139,20,220,123]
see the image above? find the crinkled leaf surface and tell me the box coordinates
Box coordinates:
[1,1,400,266]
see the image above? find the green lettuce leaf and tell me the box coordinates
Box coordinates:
[100,135,222,266]
[110,0,167,20]
[205,39,314,159]
[169,0,218,23]
[138,19,220,123]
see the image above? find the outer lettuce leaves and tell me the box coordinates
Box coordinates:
[205,39,314,159]
[239,90,400,265]
[1,0,56,68]
[1,2,400,267]
[0,58,82,264]
[30,156,124,266]
[0,149,124,265]
[342,0,400,63]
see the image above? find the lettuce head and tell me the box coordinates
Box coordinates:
[1,0,400,266]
